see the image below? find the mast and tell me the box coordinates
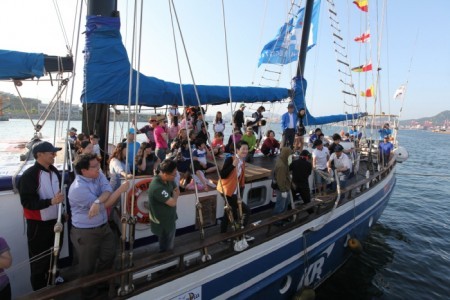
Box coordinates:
[83,0,118,168]
[296,0,315,78]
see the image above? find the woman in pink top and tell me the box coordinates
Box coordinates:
[154,117,168,161]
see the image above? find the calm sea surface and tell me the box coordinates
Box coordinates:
[1,119,449,299]
[316,130,450,299]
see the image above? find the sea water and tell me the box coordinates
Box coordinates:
[1,119,449,299]
[315,130,450,299]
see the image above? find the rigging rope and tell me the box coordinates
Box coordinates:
[168,0,217,243]
[52,0,72,55]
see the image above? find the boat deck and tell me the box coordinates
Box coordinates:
[207,155,273,183]
[18,150,395,300]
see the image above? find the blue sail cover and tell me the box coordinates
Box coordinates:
[291,77,364,125]
[81,16,290,106]
[81,16,363,126]
[0,50,44,80]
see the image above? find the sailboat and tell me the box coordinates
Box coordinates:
[0,0,409,299]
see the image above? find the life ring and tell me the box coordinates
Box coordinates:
[127,178,152,223]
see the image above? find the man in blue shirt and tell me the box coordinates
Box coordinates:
[280,103,298,148]
[378,136,394,166]
[69,153,129,298]
[127,128,140,171]
[378,123,393,140]
[309,128,322,145]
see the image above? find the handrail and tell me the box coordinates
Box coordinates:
[19,159,396,300]
[19,202,317,300]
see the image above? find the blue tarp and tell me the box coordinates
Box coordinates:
[81,16,290,107]
[81,16,364,126]
[0,50,44,80]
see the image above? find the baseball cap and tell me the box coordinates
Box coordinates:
[240,103,246,108]
[32,141,62,155]
[287,103,294,108]
[129,128,136,134]
[69,127,77,133]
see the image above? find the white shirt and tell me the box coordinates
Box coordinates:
[329,152,352,172]
[213,120,225,133]
[169,107,179,116]
[313,147,329,170]
[109,158,128,191]
[288,113,294,128]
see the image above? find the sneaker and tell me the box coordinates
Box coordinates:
[55,275,65,285]
[244,235,255,242]
[207,180,216,188]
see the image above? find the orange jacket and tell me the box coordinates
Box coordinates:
[217,156,245,197]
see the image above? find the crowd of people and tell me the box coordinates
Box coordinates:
[9,103,395,298]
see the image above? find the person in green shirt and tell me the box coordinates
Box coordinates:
[148,159,180,252]
[241,127,257,162]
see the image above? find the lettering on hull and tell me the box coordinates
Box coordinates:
[297,243,335,288]
[172,287,201,300]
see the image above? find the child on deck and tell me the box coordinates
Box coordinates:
[193,139,217,174]
[211,132,225,156]
[213,111,225,134]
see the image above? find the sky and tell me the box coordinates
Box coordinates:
[0,0,449,121]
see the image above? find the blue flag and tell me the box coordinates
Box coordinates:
[258,0,321,67]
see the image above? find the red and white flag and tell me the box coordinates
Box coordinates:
[354,31,370,43]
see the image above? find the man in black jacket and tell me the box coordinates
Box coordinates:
[289,150,313,209]
[18,141,64,290]
[248,106,265,139]
[233,104,246,131]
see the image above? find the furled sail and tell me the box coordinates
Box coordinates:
[81,16,290,107]
[81,10,364,125]
[0,50,44,80]
[0,50,73,80]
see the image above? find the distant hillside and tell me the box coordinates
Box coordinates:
[0,91,154,122]
[400,110,450,126]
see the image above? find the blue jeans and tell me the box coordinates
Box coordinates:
[273,190,290,215]
[157,227,176,252]
[338,170,351,189]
